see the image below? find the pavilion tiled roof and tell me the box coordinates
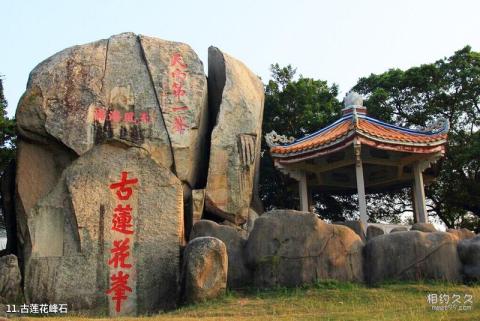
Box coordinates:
[269,112,449,159]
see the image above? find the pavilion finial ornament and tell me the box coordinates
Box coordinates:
[417,118,450,134]
[265,130,295,147]
[344,91,364,108]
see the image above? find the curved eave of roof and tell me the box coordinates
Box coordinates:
[270,113,449,159]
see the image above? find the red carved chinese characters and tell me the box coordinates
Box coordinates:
[107,172,138,313]
[106,271,132,313]
[109,172,138,200]
[168,53,190,134]
[93,107,152,125]
[111,204,134,234]
[173,116,188,134]
[108,238,132,268]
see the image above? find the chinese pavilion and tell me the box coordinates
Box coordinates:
[266,92,449,226]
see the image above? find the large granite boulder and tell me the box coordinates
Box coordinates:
[246,210,363,287]
[457,235,480,281]
[190,220,250,288]
[0,255,23,303]
[182,237,227,304]
[364,231,462,284]
[14,33,209,259]
[205,47,264,225]
[15,140,76,270]
[24,142,184,316]
[16,33,208,187]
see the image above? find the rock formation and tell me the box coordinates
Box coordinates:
[5,32,265,315]
[457,235,480,281]
[335,221,366,242]
[190,220,250,288]
[364,231,462,284]
[447,228,475,240]
[246,210,364,287]
[182,237,227,303]
[366,225,384,241]
[25,142,184,315]
[205,47,264,225]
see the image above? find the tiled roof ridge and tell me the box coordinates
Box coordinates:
[271,113,449,149]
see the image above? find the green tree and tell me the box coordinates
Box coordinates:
[0,76,16,172]
[260,64,348,220]
[353,46,480,230]
[0,75,16,232]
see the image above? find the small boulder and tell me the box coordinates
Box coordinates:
[183,237,228,304]
[190,220,250,288]
[457,235,480,281]
[447,228,475,240]
[0,255,23,303]
[366,225,384,241]
[246,210,363,287]
[390,227,409,233]
[411,223,437,233]
[364,231,461,284]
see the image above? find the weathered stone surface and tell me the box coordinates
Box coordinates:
[366,225,384,241]
[15,32,209,188]
[205,47,264,225]
[190,220,250,288]
[246,210,363,287]
[191,189,206,225]
[182,237,227,303]
[364,231,462,284]
[0,255,22,303]
[244,208,259,234]
[447,228,475,240]
[458,235,480,281]
[139,35,209,186]
[390,227,409,233]
[411,223,437,233]
[336,221,366,242]
[15,140,76,270]
[24,142,184,315]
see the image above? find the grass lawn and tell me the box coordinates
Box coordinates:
[8,281,480,321]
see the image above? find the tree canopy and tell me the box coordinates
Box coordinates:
[353,46,480,230]
[0,75,16,172]
[261,47,480,230]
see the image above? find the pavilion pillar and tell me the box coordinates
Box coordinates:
[413,161,428,223]
[354,143,368,227]
[298,171,309,212]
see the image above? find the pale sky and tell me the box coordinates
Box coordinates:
[2,0,480,117]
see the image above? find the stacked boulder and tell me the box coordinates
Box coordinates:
[1,32,264,316]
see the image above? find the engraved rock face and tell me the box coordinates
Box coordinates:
[205,47,264,224]
[16,32,208,187]
[11,33,265,315]
[24,142,183,316]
